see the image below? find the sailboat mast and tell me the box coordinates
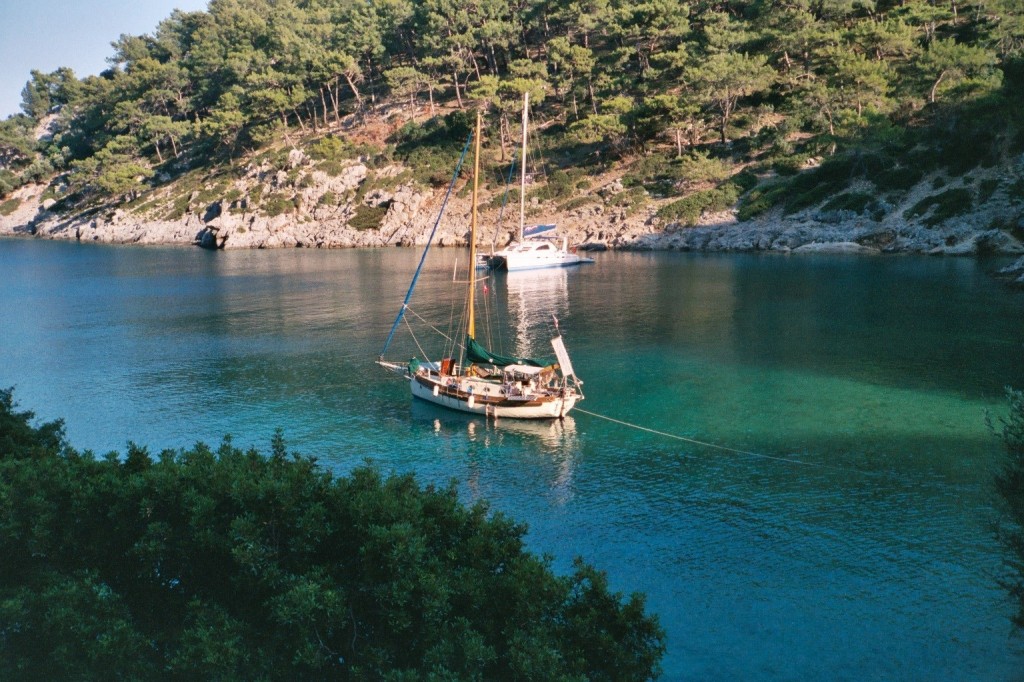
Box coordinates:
[519,91,528,243]
[467,110,481,340]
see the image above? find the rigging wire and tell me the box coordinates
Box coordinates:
[380,130,473,358]
[405,306,456,346]
[402,314,430,363]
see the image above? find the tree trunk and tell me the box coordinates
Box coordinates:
[331,79,341,124]
[930,70,946,103]
[499,111,509,162]
[675,129,682,157]
[453,70,464,108]
[344,72,363,107]
[320,88,329,128]
[306,103,318,132]
[153,139,164,164]
[280,112,293,144]
[470,50,483,80]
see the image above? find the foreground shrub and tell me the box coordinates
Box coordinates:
[0,389,665,680]
[995,388,1024,629]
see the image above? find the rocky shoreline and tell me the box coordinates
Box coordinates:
[3,151,1023,285]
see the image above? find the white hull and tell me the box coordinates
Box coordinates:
[501,251,589,272]
[409,373,578,419]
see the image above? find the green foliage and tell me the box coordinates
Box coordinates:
[4,0,1023,221]
[875,165,925,192]
[249,185,264,206]
[771,155,812,177]
[623,154,687,196]
[262,192,297,217]
[488,187,520,210]
[738,182,789,221]
[349,204,388,230]
[528,169,577,204]
[656,183,740,226]
[307,136,377,164]
[820,192,886,221]
[739,155,871,218]
[606,186,649,215]
[0,390,666,679]
[560,195,599,211]
[731,170,759,194]
[904,187,974,226]
[164,193,192,220]
[678,151,733,184]
[978,178,1002,203]
[0,198,20,216]
[315,160,346,177]
[994,388,1024,630]
[391,112,473,187]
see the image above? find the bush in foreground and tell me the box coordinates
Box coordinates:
[995,388,1024,630]
[0,389,665,680]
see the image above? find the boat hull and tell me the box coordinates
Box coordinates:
[409,373,578,419]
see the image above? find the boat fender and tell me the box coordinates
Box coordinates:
[433,385,439,397]
[468,395,475,408]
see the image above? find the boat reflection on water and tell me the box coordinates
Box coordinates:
[409,400,579,505]
[502,267,571,359]
[410,399,578,449]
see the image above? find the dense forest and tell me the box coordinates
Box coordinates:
[1,0,1023,223]
[0,388,665,678]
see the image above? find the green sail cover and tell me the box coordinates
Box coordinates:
[465,335,552,367]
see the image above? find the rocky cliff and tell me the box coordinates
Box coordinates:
[2,147,1023,267]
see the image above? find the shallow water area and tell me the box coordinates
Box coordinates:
[2,239,1023,680]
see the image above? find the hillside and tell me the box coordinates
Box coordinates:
[1,0,1024,277]
[1,103,1022,260]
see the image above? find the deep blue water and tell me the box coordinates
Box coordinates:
[2,238,1024,680]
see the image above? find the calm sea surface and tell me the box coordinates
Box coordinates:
[2,238,1024,680]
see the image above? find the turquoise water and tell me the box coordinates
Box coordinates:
[2,239,1024,679]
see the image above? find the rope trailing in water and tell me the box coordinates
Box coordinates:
[572,407,889,477]
[379,131,474,358]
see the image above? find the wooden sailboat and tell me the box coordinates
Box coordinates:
[485,92,591,272]
[377,110,583,420]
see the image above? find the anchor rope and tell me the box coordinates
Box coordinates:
[572,407,891,478]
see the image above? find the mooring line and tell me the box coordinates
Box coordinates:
[573,407,890,478]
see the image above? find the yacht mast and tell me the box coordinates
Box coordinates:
[467,109,481,340]
[518,91,528,243]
